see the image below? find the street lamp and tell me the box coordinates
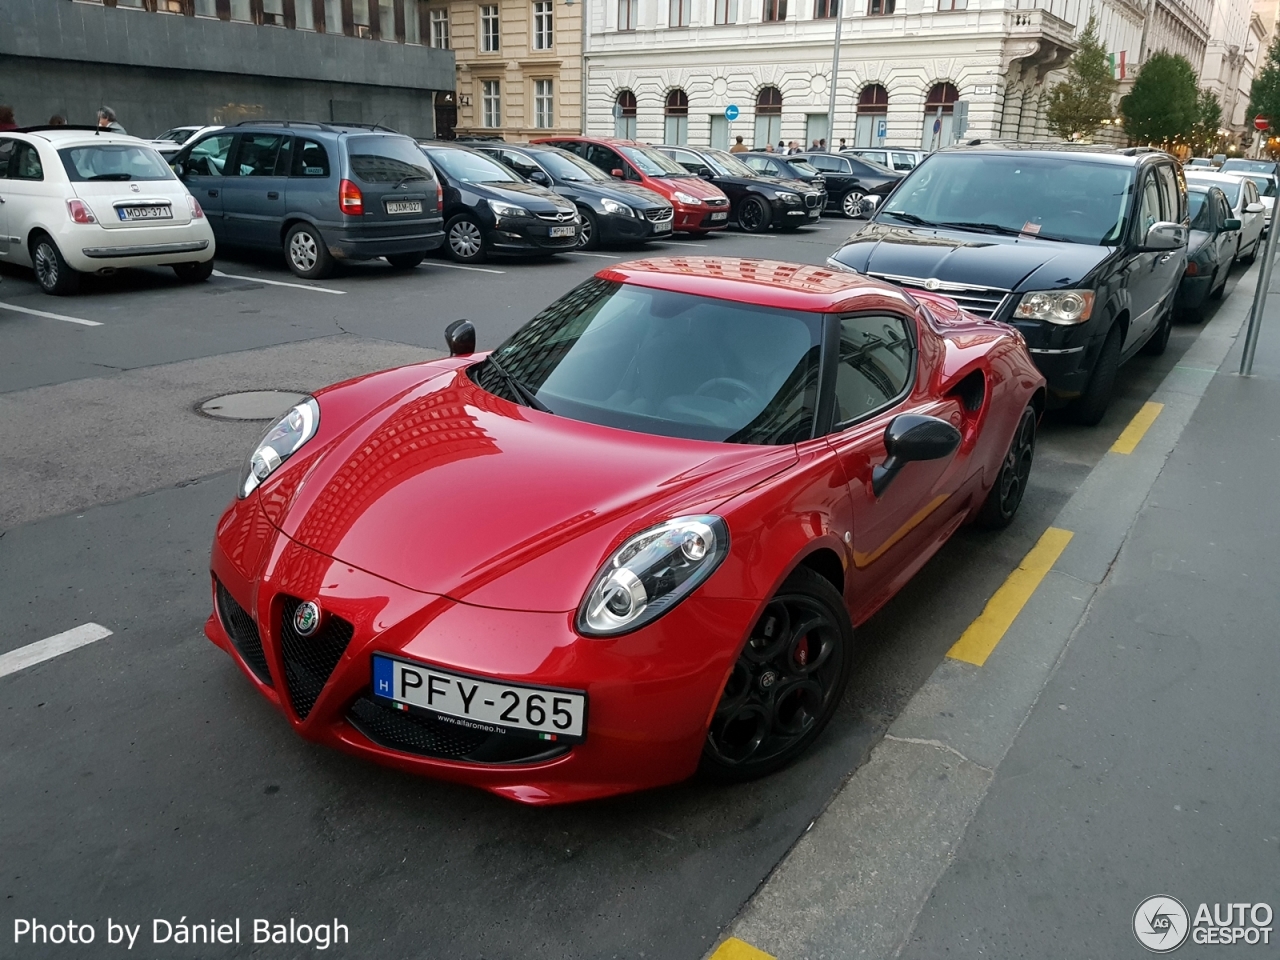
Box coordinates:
[825,0,843,149]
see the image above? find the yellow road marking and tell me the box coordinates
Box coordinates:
[709,938,777,960]
[1110,401,1164,454]
[947,527,1074,666]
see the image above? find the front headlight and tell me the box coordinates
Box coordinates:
[490,200,530,219]
[577,515,729,637]
[601,198,635,217]
[1013,289,1096,325]
[673,191,702,206]
[777,192,801,205]
[239,398,320,499]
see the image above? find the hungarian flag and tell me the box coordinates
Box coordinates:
[1110,51,1127,80]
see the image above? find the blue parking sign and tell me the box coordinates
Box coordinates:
[725,104,740,121]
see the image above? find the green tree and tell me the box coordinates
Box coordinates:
[1120,52,1200,144]
[1248,31,1280,134]
[1190,89,1223,154]
[1044,16,1119,139]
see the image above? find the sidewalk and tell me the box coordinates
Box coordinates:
[712,261,1279,959]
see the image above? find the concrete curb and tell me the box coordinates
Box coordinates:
[714,270,1260,960]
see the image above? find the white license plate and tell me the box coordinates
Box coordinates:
[549,225,576,238]
[653,220,672,233]
[710,211,728,220]
[385,200,423,215]
[372,654,587,741]
[117,205,172,221]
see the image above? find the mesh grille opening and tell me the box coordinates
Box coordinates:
[348,697,571,765]
[278,597,354,720]
[215,580,272,687]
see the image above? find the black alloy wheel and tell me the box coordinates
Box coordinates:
[702,566,853,781]
[31,234,80,296]
[978,405,1036,529]
[172,260,214,283]
[738,196,769,233]
[577,207,600,250]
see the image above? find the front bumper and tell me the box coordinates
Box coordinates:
[771,197,824,227]
[673,205,729,233]
[207,493,754,804]
[486,215,580,254]
[1009,316,1104,401]
[599,211,674,242]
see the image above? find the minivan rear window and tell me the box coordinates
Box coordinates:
[347,136,435,184]
[59,144,174,182]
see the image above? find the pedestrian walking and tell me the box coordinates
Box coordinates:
[0,106,16,131]
[97,106,126,134]
[729,135,748,154]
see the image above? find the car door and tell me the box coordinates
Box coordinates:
[823,312,967,619]
[2,141,48,265]
[1239,178,1263,255]
[220,132,289,247]
[1122,168,1169,346]
[284,136,333,227]
[1150,163,1186,321]
[178,132,233,234]
[1211,191,1236,273]
[0,138,15,260]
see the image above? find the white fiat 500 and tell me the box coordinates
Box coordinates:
[0,127,216,295]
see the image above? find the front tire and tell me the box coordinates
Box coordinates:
[738,196,769,233]
[577,207,600,250]
[173,260,214,283]
[977,405,1036,529]
[445,214,487,263]
[284,223,334,279]
[31,234,80,296]
[702,566,853,782]
[1072,324,1122,426]
[840,190,866,219]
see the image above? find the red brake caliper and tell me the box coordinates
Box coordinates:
[795,635,809,668]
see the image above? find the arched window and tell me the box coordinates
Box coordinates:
[754,86,783,149]
[664,88,690,145]
[855,84,889,147]
[922,82,960,149]
[614,89,637,139]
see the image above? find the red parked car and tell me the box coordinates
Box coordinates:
[206,258,1045,805]
[532,136,731,235]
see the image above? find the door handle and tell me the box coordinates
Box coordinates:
[267,191,279,200]
[208,189,219,197]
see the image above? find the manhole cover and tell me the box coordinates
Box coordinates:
[199,390,308,421]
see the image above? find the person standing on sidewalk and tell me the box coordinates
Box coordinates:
[0,106,16,131]
[729,135,748,153]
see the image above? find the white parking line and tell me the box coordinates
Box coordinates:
[0,623,114,680]
[426,262,507,275]
[566,251,620,259]
[212,270,346,295]
[0,301,102,327]
[652,240,710,248]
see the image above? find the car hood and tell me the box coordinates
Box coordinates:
[665,176,728,201]
[830,220,1114,291]
[577,180,670,209]
[473,180,573,212]
[262,365,796,612]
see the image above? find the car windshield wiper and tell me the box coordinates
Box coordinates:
[485,355,552,413]
[392,174,431,189]
[935,220,1068,241]
[882,210,934,226]
[88,173,134,181]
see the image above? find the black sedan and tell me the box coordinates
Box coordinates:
[473,143,674,249]
[1178,184,1241,321]
[794,151,902,218]
[418,142,580,263]
[655,146,824,232]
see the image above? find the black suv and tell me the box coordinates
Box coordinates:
[655,145,825,231]
[828,143,1189,423]
[172,121,444,279]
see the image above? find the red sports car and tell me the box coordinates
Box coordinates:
[206,258,1045,805]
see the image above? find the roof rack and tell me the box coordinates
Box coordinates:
[232,120,400,133]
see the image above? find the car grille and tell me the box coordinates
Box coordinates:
[645,207,674,222]
[536,210,577,222]
[804,193,823,208]
[278,596,354,721]
[870,273,1010,319]
[705,197,729,207]
[215,581,273,687]
[347,696,571,765]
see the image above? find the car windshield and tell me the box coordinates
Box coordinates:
[1221,159,1277,174]
[58,144,174,182]
[787,160,820,176]
[425,147,519,183]
[879,153,1133,244]
[348,136,435,183]
[707,149,757,178]
[1242,174,1278,197]
[1189,176,1240,206]
[536,148,611,182]
[158,128,197,144]
[475,278,822,444]
[619,145,689,178]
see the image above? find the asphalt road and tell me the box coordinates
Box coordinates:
[0,221,1249,960]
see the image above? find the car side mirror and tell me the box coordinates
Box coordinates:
[1246,202,1265,213]
[872,414,961,497]
[172,160,186,177]
[697,166,714,179]
[1224,217,1242,232]
[528,170,550,186]
[444,319,476,357]
[1143,221,1187,250]
[610,168,625,179]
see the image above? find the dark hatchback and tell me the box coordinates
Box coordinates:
[1178,184,1240,320]
[419,142,580,263]
[655,145,825,232]
[794,151,902,218]
[829,144,1189,423]
[471,142,673,249]
[172,121,445,279]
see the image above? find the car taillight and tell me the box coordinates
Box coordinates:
[187,195,205,219]
[66,199,96,224]
[339,179,364,216]
[436,179,444,213]
[1184,262,1198,276]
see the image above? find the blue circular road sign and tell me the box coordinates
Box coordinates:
[725,104,740,121]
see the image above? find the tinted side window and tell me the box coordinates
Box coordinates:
[808,154,842,173]
[497,149,543,179]
[1137,173,1162,236]
[1155,165,1179,223]
[234,134,284,177]
[187,134,235,176]
[292,139,331,177]
[665,148,702,173]
[743,156,769,173]
[0,138,14,178]
[11,143,43,180]
[834,314,914,424]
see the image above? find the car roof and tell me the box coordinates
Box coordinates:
[12,128,150,148]
[942,140,1174,166]
[1185,171,1249,184]
[597,257,916,314]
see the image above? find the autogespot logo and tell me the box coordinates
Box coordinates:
[1134,895,1190,953]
